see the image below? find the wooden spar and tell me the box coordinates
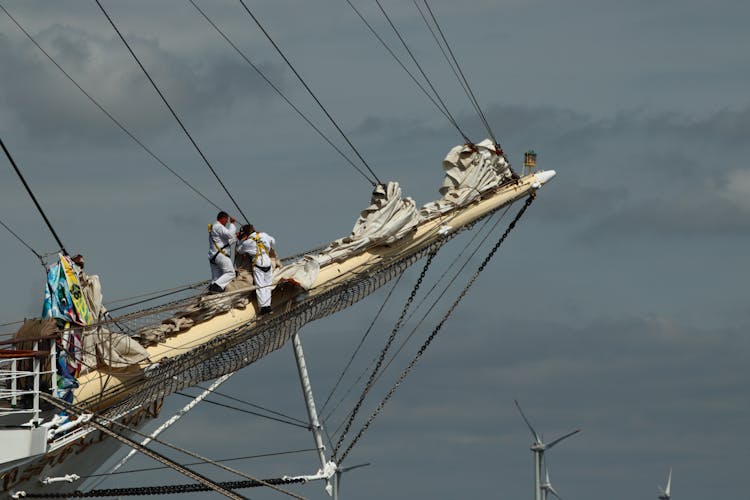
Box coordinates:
[73,171,552,411]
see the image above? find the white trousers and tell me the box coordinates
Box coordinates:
[253,266,273,308]
[210,253,235,289]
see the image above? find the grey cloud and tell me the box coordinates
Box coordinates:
[0,25,285,145]
[350,103,750,241]
[169,211,204,230]
[639,107,750,149]
[581,179,750,241]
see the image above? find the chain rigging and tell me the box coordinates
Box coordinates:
[15,477,307,498]
[332,249,438,460]
[337,194,535,464]
[39,395,305,500]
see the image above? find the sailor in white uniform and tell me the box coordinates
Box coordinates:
[208,211,237,293]
[237,224,276,314]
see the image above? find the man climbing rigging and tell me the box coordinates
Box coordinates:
[237,224,276,314]
[208,211,237,293]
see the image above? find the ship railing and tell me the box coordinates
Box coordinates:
[0,335,57,425]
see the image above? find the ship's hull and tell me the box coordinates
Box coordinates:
[1,401,161,496]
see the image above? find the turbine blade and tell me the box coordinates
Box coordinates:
[514,399,541,442]
[665,468,672,495]
[548,485,563,499]
[546,428,581,449]
[339,462,371,474]
[336,461,371,494]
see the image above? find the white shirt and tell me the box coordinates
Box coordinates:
[208,221,237,259]
[237,231,275,267]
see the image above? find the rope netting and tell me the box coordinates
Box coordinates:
[87,201,507,420]
[95,239,443,419]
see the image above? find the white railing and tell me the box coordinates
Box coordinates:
[0,337,57,425]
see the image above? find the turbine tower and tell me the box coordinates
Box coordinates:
[657,468,672,500]
[515,400,580,500]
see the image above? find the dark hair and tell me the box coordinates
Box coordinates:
[239,224,254,239]
[217,211,229,220]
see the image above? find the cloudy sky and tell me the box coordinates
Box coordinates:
[1,1,749,499]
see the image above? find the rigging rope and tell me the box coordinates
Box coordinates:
[193,383,310,427]
[0,3,222,212]
[337,193,535,464]
[40,394,305,499]
[0,216,45,263]
[90,242,328,318]
[174,391,310,429]
[343,0,470,143]
[416,0,499,148]
[188,0,374,187]
[376,206,512,382]
[326,209,502,435]
[402,206,508,326]
[1,137,68,256]
[331,249,438,460]
[93,0,250,223]
[320,272,405,416]
[373,0,471,144]
[237,0,381,187]
[106,283,207,313]
[85,374,235,492]
[73,192,516,447]
[83,448,318,478]
[38,395,245,500]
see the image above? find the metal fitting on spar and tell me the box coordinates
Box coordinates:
[531,170,556,189]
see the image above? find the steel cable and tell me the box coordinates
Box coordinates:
[237,0,381,186]
[331,249,438,460]
[319,272,404,416]
[343,0,469,142]
[188,0,373,187]
[93,0,249,223]
[373,0,470,144]
[337,194,535,464]
[0,3,223,212]
[420,0,500,149]
[1,137,68,256]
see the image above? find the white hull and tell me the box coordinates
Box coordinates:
[1,402,160,496]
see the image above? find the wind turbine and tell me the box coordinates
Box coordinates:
[332,462,370,500]
[657,468,672,500]
[541,465,562,500]
[515,400,580,500]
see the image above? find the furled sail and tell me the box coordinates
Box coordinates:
[422,139,513,215]
[63,142,554,420]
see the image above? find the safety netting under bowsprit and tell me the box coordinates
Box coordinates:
[94,237,448,419]
[86,195,514,419]
[96,250,328,336]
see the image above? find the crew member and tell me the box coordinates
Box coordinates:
[208,211,237,293]
[237,224,276,314]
